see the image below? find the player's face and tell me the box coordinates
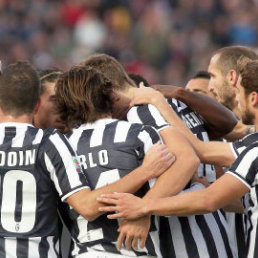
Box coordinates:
[33,81,65,130]
[186,78,217,100]
[235,77,255,124]
[208,55,236,109]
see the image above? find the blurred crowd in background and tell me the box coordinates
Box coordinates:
[0,0,257,85]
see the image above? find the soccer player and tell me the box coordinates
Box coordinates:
[98,58,258,258]
[185,71,216,99]
[55,66,179,257]
[33,69,65,131]
[80,54,237,258]
[0,61,172,258]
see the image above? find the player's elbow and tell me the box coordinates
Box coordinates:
[79,206,99,222]
[201,196,220,213]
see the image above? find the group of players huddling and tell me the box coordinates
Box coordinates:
[0,45,258,258]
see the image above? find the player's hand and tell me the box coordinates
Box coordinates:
[98,193,148,220]
[130,84,164,107]
[151,84,180,98]
[116,216,150,251]
[142,141,176,179]
[190,172,210,187]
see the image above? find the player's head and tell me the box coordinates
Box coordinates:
[79,53,137,90]
[186,71,216,99]
[128,73,150,87]
[56,66,116,130]
[33,69,64,130]
[236,58,258,125]
[208,46,258,111]
[0,61,40,117]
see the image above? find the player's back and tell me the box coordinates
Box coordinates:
[0,122,61,257]
[64,118,161,257]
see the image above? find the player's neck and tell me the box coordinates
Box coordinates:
[0,110,33,125]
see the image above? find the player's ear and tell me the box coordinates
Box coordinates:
[250,91,258,107]
[227,69,238,87]
[34,99,41,114]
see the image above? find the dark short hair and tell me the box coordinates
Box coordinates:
[56,66,116,129]
[237,58,258,94]
[0,61,40,116]
[39,68,62,95]
[128,73,150,87]
[192,70,210,80]
[79,53,136,89]
[215,46,258,75]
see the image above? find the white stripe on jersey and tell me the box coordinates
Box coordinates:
[148,104,169,129]
[28,237,40,257]
[114,121,131,143]
[32,130,44,145]
[127,107,143,124]
[47,236,57,258]
[149,217,162,258]
[248,211,258,258]
[44,153,62,195]
[205,213,231,258]
[137,130,154,154]
[11,126,27,147]
[49,133,83,188]
[0,126,5,145]
[68,128,84,151]
[232,146,258,184]
[5,238,17,256]
[90,126,105,147]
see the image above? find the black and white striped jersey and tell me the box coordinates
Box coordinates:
[64,118,162,257]
[0,122,88,258]
[127,98,216,183]
[227,142,258,258]
[159,183,237,258]
[230,132,258,157]
[127,101,237,258]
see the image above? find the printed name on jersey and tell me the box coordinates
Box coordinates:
[0,149,36,166]
[78,150,109,169]
[181,112,204,129]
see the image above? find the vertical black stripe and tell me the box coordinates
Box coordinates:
[102,122,117,146]
[196,214,218,258]
[23,127,39,147]
[0,238,6,258]
[136,106,161,130]
[39,237,50,258]
[213,211,233,258]
[17,238,28,258]
[235,213,247,258]
[77,130,93,154]
[159,217,176,258]
[3,127,16,144]
[179,217,200,258]
[141,125,160,144]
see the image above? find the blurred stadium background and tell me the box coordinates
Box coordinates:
[0,0,257,85]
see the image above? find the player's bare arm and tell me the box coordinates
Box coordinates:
[98,173,248,219]
[66,141,174,221]
[152,85,238,139]
[131,86,236,167]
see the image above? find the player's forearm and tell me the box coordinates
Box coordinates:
[144,129,200,199]
[83,165,151,221]
[145,189,213,216]
[172,87,238,139]
[224,121,256,141]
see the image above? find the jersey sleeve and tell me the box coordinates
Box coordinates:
[40,131,90,201]
[127,104,171,132]
[226,143,258,189]
[230,132,258,157]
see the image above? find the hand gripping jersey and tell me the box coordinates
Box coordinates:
[63,118,163,257]
[0,122,88,258]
